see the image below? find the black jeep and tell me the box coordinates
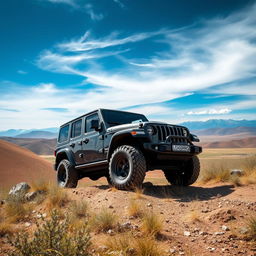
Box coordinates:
[54,109,202,189]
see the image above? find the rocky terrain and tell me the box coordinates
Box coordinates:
[0,178,255,256]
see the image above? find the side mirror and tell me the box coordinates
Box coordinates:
[190,134,200,142]
[90,119,100,131]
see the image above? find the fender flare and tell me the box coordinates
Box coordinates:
[55,148,76,170]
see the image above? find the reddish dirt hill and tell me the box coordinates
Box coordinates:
[0,139,54,189]
[201,136,256,148]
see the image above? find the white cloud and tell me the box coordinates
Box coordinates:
[46,0,77,7]
[187,108,232,115]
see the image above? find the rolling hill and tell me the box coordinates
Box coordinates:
[0,139,54,189]
[15,130,57,139]
[0,137,56,155]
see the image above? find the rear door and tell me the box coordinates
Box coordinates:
[82,113,104,163]
[69,119,84,165]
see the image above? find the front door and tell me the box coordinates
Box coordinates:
[82,113,104,163]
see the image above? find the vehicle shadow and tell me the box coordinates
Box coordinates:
[95,182,235,202]
[142,183,235,202]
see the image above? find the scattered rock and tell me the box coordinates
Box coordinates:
[0,200,5,205]
[42,213,47,218]
[147,203,152,207]
[222,225,229,231]
[108,205,114,209]
[240,227,248,234]
[184,231,191,237]
[25,191,43,201]
[24,222,31,227]
[230,169,243,176]
[107,229,114,235]
[199,231,208,235]
[9,182,30,196]
[169,248,176,254]
[98,245,108,251]
[214,232,225,236]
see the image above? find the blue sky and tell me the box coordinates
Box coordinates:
[0,0,256,130]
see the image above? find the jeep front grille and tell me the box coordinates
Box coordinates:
[154,125,189,143]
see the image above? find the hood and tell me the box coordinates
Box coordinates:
[106,121,170,133]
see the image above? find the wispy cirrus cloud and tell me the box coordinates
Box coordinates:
[34,2,255,121]
[1,3,256,129]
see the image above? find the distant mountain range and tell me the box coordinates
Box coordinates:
[0,119,256,139]
[180,119,256,130]
[0,128,58,139]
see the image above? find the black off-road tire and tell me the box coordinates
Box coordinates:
[108,145,146,190]
[57,159,78,188]
[163,156,200,186]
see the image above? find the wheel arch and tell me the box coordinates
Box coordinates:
[55,149,75,170]
[107,132,145,161]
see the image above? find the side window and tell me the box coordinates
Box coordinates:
[58,125,69,143]
[71,119,82,138]
[85,113,99,133]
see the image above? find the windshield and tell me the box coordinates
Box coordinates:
[101,109,148,127]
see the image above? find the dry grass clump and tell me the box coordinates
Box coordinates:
[240,156,256,185]
[133,187,145,199]
[9,209,91,256]
[4,199,31,223]
[46,186,70,211]
[247,216,256,240]
[186,209,201,223]
[199,164,230,184]
[0,222,14,237]
[102,234,164,256]
[141,211,163,237]
[91,208,117,232]
[128,199,144,218]
[70,200,88,219]
[135,236,164,256]
[30,180,51,193]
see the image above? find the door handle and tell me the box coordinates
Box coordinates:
[69,143,75,147]
[83,138,89,144]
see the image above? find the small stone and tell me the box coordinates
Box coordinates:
[98,245,108,251]
[214,232,225,236]
[9,182,30,196]
[42,213,47,218]
[210,248,216,252]
[24,222,31,227]
[36,214,42,218]
[147,203,152,207]
[230,169,243,176]
[199,231,208,235]
[240,227,248,234]
[108,205,114,209]
[222,225,229,231]
[179,252,185,255]
[32,210,36,213]
[169,248,176,254]
[184,231,191,237]
[107,229,114,235]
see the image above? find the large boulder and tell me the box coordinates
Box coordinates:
[9,182,31,197]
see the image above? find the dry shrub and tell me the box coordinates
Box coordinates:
[30,180,51,193]
[70,200,88,219]
[135,236,164,256]
[240,156,256,185]
[102,234,163,256]
[9,209,91,256]
[4,199,31,223]
[199,164,230,184]
[128,199,144,218]
[186,209,201,223]
[133,187,145,199]
[247,216,256,240]
[46,186,70,211]
[104,233,132,255]
[0,222,14,237]
[141,211,162,237]
[91,208,117,232]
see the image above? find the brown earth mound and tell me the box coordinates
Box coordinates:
[0,139,54,189]
[201,136,256,148]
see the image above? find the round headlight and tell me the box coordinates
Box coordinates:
[183,128,188,137]
[146,126,155,135]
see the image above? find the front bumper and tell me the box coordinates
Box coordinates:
[143,142,202,155]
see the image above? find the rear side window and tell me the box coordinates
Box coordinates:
[85,113,99,133]
[71,119,82,138]
[58,125,69,143]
